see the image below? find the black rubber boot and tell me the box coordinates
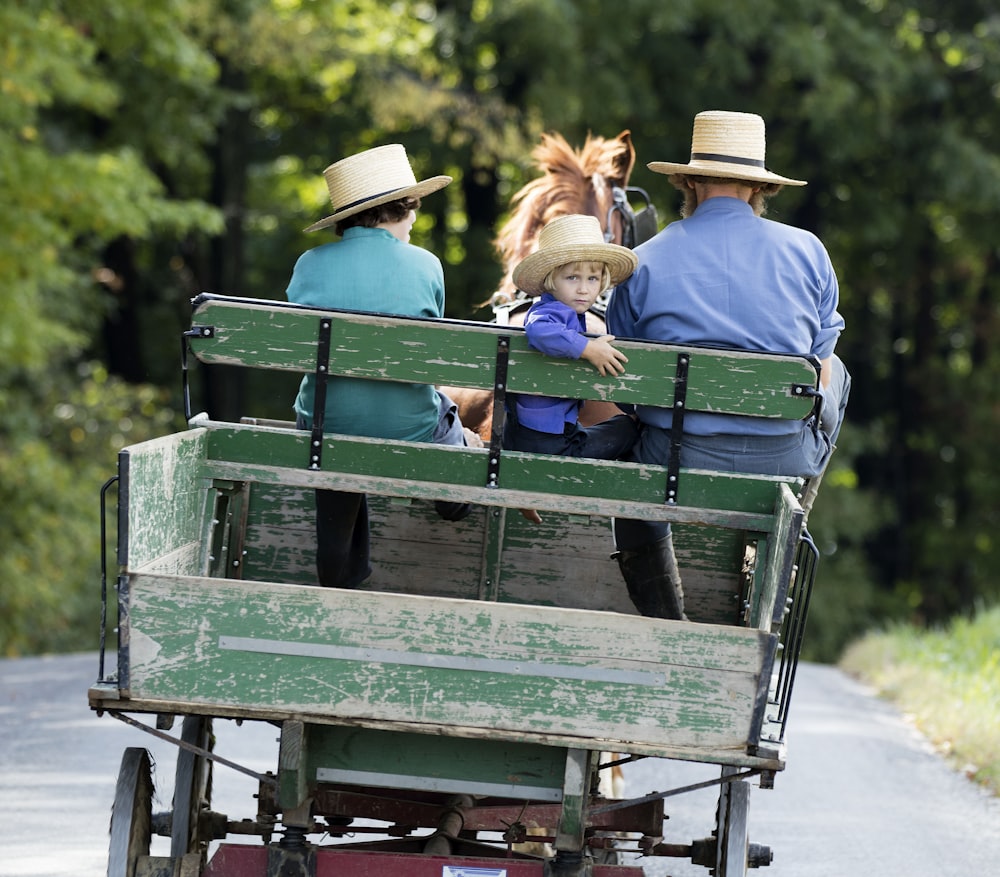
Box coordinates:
[435,499,472,521]
[614,535,689,620]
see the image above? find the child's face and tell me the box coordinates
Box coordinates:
[549,261,605,314]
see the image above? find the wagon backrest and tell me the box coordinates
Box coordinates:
[185,294,820,423]
[157,293,820,631]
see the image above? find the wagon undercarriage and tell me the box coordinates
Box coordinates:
[101,711,775,877]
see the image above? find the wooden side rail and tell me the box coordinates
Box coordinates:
[192,417,798,529]
[103,571,787,768]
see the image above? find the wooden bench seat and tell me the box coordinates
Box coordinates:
[186,293,818,420]
[176,293,818,621]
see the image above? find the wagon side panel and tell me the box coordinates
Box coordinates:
[124,573,776,763]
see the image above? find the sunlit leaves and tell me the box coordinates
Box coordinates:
[0,360,180,656]
[0,5,119,127]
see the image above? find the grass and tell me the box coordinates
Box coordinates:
[839,605,1000,796]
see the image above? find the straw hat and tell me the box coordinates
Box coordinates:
[512,215,638,296]
[647,110,806,187]
[305,144,452,232]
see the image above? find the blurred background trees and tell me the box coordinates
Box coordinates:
[2,0,998,658]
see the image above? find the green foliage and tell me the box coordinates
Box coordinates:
[800,425,899,663]
[841,605,1000,794]
[0,2,224,367]
[0,362,180,656]
[0,1,220,654]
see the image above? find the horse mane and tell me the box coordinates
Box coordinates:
[493,130,636,300]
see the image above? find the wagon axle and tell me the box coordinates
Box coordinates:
[653,839,774,870]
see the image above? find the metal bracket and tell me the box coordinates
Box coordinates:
[791,382,819,398]
[486,335,511,488]
[665,352,690,504]
[180,325,214,421]
[106,710,278,789]
[308,317,333,470]
[792,381,823,421]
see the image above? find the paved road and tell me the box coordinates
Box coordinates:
[621,662,1000,876]
[1,654,997,876]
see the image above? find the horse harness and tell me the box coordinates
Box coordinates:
[604,185,659,250]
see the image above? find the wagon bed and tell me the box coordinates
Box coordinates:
[90,294,822,877]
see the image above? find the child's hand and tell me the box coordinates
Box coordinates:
[581,335,628,376]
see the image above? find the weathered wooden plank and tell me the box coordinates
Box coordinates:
[363,502,748,623]
[672,525,746,625]
[125,574,775,756]
[199,420,798,526]
[755,483,806,632]
[119,431,208,573]
[237,481,315,584]
[495,511,622,611]
[302,725,569,801]
[368,503,488,601]
[239,484,491,596]
[235,486,748,621]
[188,295,818,419]
[121,439,778,625]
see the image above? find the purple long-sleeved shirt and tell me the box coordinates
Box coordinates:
[512,293,589,433]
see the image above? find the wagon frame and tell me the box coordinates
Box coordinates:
[90,294,822,877]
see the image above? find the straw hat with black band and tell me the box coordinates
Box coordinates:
[512,214,638,297]
[648,110,806,187]
[305,144,452,233]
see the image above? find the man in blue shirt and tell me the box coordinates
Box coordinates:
[606,110,851,620]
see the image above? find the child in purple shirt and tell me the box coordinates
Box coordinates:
[504,214,639,463]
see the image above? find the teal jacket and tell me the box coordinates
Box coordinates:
[288,226,445,441]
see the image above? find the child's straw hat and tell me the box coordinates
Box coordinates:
[648,110,806,187]
[512,214,638,296]
[305,144,452,232]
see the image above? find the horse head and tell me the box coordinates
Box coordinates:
[447,130,645,441]
[492,130,637,302]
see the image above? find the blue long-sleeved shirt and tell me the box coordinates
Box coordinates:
[606,197,844,435]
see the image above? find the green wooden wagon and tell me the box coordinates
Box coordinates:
[89,294,823,877]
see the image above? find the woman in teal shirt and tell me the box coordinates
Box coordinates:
[288,144,470,588]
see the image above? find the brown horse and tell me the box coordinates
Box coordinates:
[493,130,638,303]
[448,130,643,442]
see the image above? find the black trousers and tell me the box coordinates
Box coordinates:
[300,394,470,589]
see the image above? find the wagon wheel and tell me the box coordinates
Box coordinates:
[715,772,751,877]
[108,747,153,877]
[170,716,215,862]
